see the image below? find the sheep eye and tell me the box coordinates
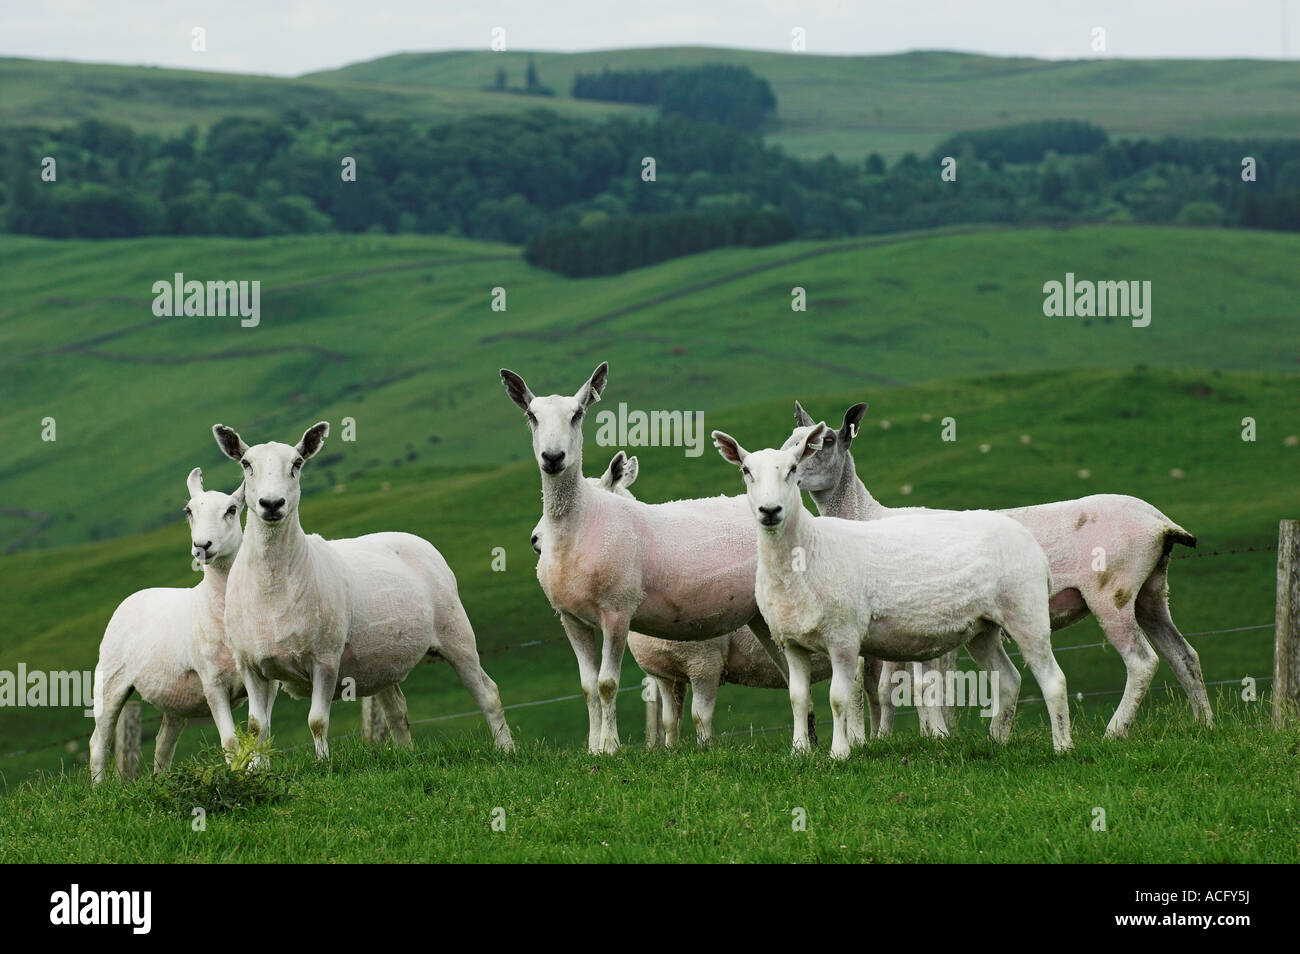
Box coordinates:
[526,411,537,425]
[183,507,192,518]
[571,411,583,424]
[824,436,834,446]
[240,459,251,470]
[741,467,751,478]
[226,506,237,517]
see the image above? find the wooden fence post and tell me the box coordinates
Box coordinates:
[361,696,388,743]
[1273,519,1300,727]
[115,700,141,781]
[642,677,661,749]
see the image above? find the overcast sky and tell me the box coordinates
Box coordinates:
[3,1,1296,75]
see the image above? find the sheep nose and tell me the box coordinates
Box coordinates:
[540,451,566,470]
[259,497,285,512]
[195,540,212,552]
[758,505,783,521]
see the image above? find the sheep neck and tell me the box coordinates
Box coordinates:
[241,511,312,594]
[811,450,889,521]
[197,555,234,618]
[540,459,589,522]
[754,505,818,608]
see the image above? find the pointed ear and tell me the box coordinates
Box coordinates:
[600,451,627,489]
[187,467,204,498]
[295,421,329,460]
[712,430,748,467]
[796,423,828,461]
[213,425,248,461]
[621,455,639,489]
[500,368,534,411]
[575,361,608,409]
[841,402,869,442]
[230,483,246,511]
[794,400,815,428]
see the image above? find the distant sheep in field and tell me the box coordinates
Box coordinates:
[793,399,1208,737]
[213,421,513,762]
[715,423,1072,758]
[91,468,253,782]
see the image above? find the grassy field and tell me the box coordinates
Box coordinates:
[4,225,1298,551]
[2,701,1296,863]
[6,49,1300,160]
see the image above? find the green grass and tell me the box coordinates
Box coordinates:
[4,225,1298,551]
[7,48,1300,160]
[2,700,1296,863]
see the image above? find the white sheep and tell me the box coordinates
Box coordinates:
[793,399,1209,737]
[212,422,514,760]
[714,423,1072,759]
[501,362,813,755]
[90,468,253,782]
[533,450,869,747]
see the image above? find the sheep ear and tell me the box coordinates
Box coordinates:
[500,368,534,411]
[794,400,815,428]
[841,402,869,442]
[213,425,248,461]
[187,467,204,498]
[230,483,246,511]
[797,423,828,461]
[576,361,608,409]
[621,455,639,489]
[712,430,747,467]
[296,421,329,460]
[601,451,627,489]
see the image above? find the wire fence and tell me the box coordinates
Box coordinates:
[0,540,1283,761]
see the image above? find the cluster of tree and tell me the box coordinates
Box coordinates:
[4,112,1299,271]
[524,208,795,276]
[933,120,1110,165]
[483,57,554,96]
[572,63,777,130]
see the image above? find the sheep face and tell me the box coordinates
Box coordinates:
[501,363,607,477]
[714,424,827,532]
[184,467,245,564]
[213,422,328,526]
[790,400,868,493]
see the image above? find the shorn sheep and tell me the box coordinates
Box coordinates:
[531,450,867,748]
[714,423,1073,758]
[91,469,253,782]
[212,421,514,760]
[500,361,802,755]
[793,399,1209,737]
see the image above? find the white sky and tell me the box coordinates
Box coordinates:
[1,1,1296,75]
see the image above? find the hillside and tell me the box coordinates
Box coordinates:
[3,226,1298,552]
[311,47,1300,159]
[6,49,1300,161]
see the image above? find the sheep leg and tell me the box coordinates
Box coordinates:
[1005,622,1073,752]
[201,682,239,760]
[964,625,1021,744]
[560,612,603,754]
[876,661,900,737]
[438,608,515,752]
[89,675,132,784]
[153,713,187,773]
[655,677,685,748]
[785,643,814,754]
[1094,603,1159,738]
[850,656,874,744]
[308,657,339,761]
[828,643,861,760]
[747,614,790,684]
[1136,572,1213,726]
[374,684,413,748]
[690,676,719,746]
[914,661,950,738]
[595,610,630,755]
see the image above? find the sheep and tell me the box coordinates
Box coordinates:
[793,399,1210,737]
[90,468,253,782]
[531,450,868,747]
[501,361,821,755]
[212,421,514,761]
[714,423,1072,759]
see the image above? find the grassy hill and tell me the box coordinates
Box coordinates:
[3,225,1297,552]
[312,47,1300,159]
[6,49,1300,161]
